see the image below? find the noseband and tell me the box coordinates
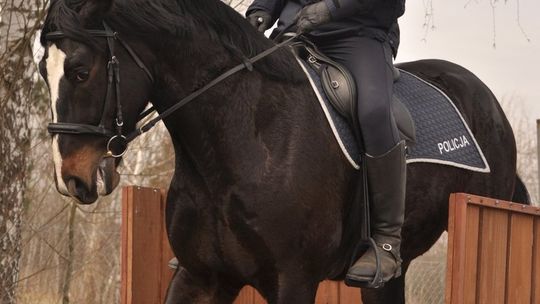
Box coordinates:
[46,22,296,158]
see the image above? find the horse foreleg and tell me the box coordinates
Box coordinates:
[360,262,409,304]
[268,272,319,304]
[164,266,239,304]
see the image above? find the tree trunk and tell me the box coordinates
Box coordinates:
[0,0,44,302]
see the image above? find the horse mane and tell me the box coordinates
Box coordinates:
[41,0,304,82]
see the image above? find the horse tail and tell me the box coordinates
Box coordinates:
[512,175,531,205]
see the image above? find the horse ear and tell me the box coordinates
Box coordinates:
[76,0,114,24]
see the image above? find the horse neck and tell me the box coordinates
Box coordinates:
[149,34,310,193]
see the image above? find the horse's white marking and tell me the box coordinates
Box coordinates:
[47,44,69,194]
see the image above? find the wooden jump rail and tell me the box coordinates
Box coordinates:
[446,193,540,304]
[121,187,539,303]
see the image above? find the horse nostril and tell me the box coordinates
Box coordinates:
[66,176,97,204]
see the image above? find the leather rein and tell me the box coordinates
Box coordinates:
[46,22,297,158]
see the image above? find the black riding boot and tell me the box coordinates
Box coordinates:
[345,141,406,288]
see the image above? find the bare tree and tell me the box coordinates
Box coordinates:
[0,0,48,302]
[421,0,531,46]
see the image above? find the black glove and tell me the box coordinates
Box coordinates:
[294,2,332,34]
[247,10,272,33]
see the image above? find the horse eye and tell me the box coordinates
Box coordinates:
[75,70,89,82]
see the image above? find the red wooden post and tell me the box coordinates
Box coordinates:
[121,186,174,304]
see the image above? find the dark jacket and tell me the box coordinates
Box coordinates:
[247,0,404,51]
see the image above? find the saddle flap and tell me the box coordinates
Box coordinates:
[293,42,357,124]
[321,64,357,122]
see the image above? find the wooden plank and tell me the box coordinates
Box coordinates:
[234,287,255,304]
[122,187,164,304]
[461,193,540,217]
[253,289,266,304]
[339,282,361,303]
[506,213,534,304]
[233,286,267,303]
[532,219,540,304]
[462,205,480,304]
[121,187,132,304]
[315,281,339,304]
[445,193,457,304]
[476,208,509,303]
[159,190,175,303]
[445,193,469,304]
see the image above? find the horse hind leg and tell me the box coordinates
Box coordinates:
[165,267,240,304]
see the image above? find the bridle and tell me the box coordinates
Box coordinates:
[46,22,297,158]
[46,23,154,157]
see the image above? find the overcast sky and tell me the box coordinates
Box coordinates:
[397,0,540,124]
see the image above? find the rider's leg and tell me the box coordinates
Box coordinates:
[317,35,406,288]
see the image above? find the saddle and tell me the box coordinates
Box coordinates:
[291,40,416,144]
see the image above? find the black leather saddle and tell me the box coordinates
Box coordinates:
[291,40,416,144]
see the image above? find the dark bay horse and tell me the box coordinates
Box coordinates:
[39,0,525,303]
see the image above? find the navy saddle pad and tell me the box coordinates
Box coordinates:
[295,57,490,173]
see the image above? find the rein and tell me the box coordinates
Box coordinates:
[129,33,298,143]
[46,22,298,158]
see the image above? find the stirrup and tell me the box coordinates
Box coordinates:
[350,238,384,288]
[346,238,401,289]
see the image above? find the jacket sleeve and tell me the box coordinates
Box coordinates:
[322,0,374,20]
[246,0,288,25]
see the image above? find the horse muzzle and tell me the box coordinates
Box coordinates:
[57,154,120,204]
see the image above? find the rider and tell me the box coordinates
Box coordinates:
[246,0,406,288]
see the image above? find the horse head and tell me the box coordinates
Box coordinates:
[39,0,153,203]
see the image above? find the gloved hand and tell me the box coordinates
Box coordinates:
[294,1,332,34]
[247,10,272,33]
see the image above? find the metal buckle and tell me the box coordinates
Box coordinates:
[382,243,393,251]
[308,56,317,64]
[106,135,128,158]
[108,56,119,68]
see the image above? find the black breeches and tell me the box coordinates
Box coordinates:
[316,35,400,156]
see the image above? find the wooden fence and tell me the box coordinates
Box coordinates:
[446,193,540,304]
[121,187,540,303]
[121,186,362,304]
